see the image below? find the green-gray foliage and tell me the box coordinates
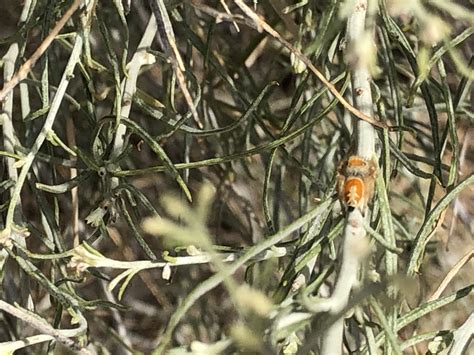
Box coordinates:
[0,0,472,353]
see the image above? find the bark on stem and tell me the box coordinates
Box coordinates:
[347,1,376,158]
[320,1,376,353]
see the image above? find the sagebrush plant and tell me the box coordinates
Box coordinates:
[0,0,472,354]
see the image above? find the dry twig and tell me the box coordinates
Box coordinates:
[0,0,82,103]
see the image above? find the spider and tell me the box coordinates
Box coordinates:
[336,155,377,215]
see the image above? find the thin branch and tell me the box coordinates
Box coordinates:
[154,199,333,353]
[110,14,158,161]
[2,0,95,236]
[428,248,474,301]
[233,0,390,130]
[0,0,34,329]
[320,1,379,353]
[1,0,33,218]
[0,0,82,103]
[148,0,202,128]
[320,209,369,354]
[0,299,89,354]
[68,241,292,271]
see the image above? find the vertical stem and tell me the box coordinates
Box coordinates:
[320,209,369,354]
[110,15,158,160]
[346,1,376,159]
[1,0,34,228]
[0,0,34,327]
[5,31,84,231]
[321,1,377,353]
